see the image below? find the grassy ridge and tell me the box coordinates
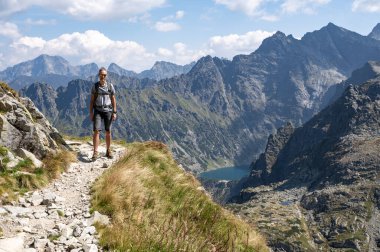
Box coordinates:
[91,141,268,251]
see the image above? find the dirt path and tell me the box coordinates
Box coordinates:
[0,141,126,252]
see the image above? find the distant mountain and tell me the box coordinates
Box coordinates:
[368,23,380,40]
[0,54,99,90]
[139,61,196,80]
[0,55,196,90]
[107,61,196,80]
[21,23,380,173]
[229,68,380,250]
[107,63,137,78]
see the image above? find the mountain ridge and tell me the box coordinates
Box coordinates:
[20,23,380,172]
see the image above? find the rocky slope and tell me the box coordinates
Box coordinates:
[0,82,65,162]
[21,23,380,173]
[228,72,380,251]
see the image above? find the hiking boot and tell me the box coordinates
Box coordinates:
[91,152,98,161]
[106,149,113,159]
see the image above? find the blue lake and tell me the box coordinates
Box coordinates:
[198,165,251,181]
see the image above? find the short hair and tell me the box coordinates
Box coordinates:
[98,67,107,74]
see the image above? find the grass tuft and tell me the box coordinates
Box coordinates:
[0,150,76,202]
[92,141,268,251]
[0,82,18,98]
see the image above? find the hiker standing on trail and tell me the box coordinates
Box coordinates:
[89,67,117,161]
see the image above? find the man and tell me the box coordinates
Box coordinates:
[89,67,117,161]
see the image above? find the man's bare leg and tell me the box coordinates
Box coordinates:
[92,130,100,160]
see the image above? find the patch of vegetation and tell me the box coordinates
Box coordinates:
[0,82,18,98]
[92,141,268,251]
[0,150,76,202]
[0,146,8,157]
[57,210,64,217]
[48,234,60,241]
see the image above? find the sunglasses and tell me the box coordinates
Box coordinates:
[100,74,107,77]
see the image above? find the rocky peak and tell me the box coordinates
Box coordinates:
[368,23,380,40]
[255,31,297,54]
[345,61,380,85]
[107,63,137,77]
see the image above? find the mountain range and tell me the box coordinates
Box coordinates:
[0,54,195,90]
[227,61,380,251]
[18,23,380,173]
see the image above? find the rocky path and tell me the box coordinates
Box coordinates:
[0,141,126,252]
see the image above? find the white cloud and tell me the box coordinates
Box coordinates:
[7,30,156,72]
[154,21,181,32]
[0,0,166,20]
[158,47,174,57]
[208,30,274,58]
[176,10,185,19]
[2,29,212,72]
[281,0,331,14]
[352,0,380,12]
[214,0,264,16]
[25,18,57,25]
[155,43,212,65]
[0,22,21,38]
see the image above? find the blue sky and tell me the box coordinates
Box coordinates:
[0,0,379,72]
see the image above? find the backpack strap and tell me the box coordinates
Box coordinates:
[94,82,100,102]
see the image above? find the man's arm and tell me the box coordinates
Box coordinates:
[111,95,117,120]
[89,94,95,121]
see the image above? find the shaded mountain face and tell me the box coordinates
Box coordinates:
[21,23,380,173]
[107,61,196,81]
[368,23,380,40]
[230,72,380,251]
[0,55,99,90]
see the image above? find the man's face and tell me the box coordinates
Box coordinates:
[99,70,107,81]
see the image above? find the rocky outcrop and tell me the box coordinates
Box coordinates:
[0,83,65,162]
[229,72,380,251]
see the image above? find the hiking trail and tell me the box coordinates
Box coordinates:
[0,141,126,252]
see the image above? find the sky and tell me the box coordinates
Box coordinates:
[0,0,379,73]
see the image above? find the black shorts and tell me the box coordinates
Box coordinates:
[93,109,112,132]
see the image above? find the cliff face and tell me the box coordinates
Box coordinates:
[228,71,380,251]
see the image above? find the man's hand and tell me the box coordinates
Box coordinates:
[112,113,117,121]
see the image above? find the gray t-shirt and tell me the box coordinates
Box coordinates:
[91,81,115,112]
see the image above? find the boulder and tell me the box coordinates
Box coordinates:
[0,234,25,252]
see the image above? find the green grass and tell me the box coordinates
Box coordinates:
[91,141,268,252]
[0,150,76,202]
